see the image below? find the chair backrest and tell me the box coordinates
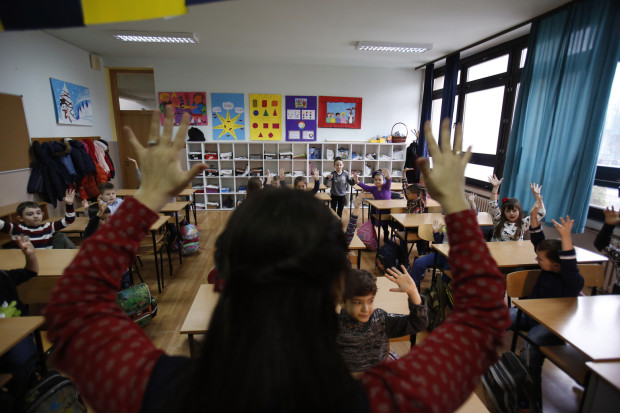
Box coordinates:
[506,270,541,299]
[417,224,435,243]
[577,264,605,295]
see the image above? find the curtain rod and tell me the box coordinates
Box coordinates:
[414,1,576,70]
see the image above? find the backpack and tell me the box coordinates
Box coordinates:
[187,127,205,141]
[375,237,409,272]
[481,351,541,413]
[356,220,378,251]
[179,219,200,255]
[116,283,158,327]
[420,273,451,331]
[21,370,87,413]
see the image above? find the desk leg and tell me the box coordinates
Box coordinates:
[357,250,361,269]
[175,212,182,265]
[510,310,522,352]
[188,334,195,358]
[191,196,197,225]
[377,211,382,245]
[33,329,47,373]
[152,231,162,293]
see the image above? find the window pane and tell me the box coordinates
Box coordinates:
[431,99,441,139]
[467,55,509,82]
[597,62,620,168]
[589,185,620,209]
[462,86,505,154]
[520,48,528,68]
[465,163,495,182]
[433,76,444,91]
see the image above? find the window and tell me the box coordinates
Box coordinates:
[589,62,620,218]
[431,36,527,189]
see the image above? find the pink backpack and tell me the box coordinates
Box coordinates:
[356,220,378,251]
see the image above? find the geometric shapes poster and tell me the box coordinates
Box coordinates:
[285,96,317,141]
[50,78,93,126]
[211,93,245,140]
[158,91,208,126]
[249,94,282,141]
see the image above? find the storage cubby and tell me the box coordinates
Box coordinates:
[186,141,407,209]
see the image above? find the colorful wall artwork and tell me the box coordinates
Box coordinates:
[285,96,317,141]
[50,78,93,126]
[249,94,282,141]
[158,92,208,126]
[211,93,245,140]
[318,96,362,129]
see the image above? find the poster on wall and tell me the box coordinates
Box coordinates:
[211,93,245,140]
[318,96,362,129]
[158,91,208,126]
[249,93,282,141]
[50,78,93,126]
[285,96,317,141]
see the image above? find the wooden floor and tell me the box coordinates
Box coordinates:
[117,206,590,413]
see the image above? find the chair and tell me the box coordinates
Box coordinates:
[506,269,540,352]
[577,264,605,295]
[137,232,172,293]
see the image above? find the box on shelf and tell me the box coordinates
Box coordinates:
[338,147,349,159]
[206,185,219,193]
[206,202,219,209]
[221,187,231,193]
[220,152,232,159]
[309,147,321,159]
[220,169,233,176]
[205,168,219,176]
[204,152,218,160]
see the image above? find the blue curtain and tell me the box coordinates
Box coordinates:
[502,0,620,231]
[438,54,459,144]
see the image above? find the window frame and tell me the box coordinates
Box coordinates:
[431,36,528,190]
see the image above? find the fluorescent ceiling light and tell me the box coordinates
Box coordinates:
[112,31,198,44]
[356,41,432,53]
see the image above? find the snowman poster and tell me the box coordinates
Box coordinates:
[50,78,93,126]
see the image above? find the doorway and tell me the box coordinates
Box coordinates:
[108,68,156,189]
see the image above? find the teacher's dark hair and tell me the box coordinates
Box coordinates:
[169,188,360,412]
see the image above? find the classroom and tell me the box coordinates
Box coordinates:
[0,1,619,412]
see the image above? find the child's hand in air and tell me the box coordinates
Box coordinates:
[488,174,503,188]
[312,168,320,181]
[381,168,390,179]
[604,207,620,226]
[530,183,542,200]
[63,188,76,205]
[385,265,417,295]
[432,219,442,233]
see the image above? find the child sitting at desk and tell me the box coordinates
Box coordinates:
[82,182,123,216]
[337,267,428,373]
[294,167,320,194]
[353,168,392,242]
[509,200,584,408]
[0,190,76,249]
[0,235,40,398]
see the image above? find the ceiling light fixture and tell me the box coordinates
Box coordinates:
[355,41,432,53]
[112,31,199,44]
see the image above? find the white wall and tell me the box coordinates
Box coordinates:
[105,57,424,143]
[0,31,115,211]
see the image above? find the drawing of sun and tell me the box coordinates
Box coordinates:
[213,110,244,139]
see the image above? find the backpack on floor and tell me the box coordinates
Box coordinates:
[420,273,451,331]
[21,370,87,413]
[481,351,541,413]
[180,219,200,256]
[116,283,158,327]
[356,220,378,251]
[375,237,409,273]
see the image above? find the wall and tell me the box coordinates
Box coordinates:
[105,57,423,143]
[0,31,116,214]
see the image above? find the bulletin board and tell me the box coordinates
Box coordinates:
[0,93,31,172]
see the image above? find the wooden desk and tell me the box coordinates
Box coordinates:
[116,188,197,225]
[582,361,620,412]
[433,241,608,268]
[365,199,407,242]
[161,201,190,264]
[353,182,403,192]
[349,234,365,269]
[180,284,219,357]
[58,216,90,237]
[391,212,493,228]
[374,276,412,342]
[0,249,79,304]
[0,316,46,369]
[514,295,620,361]
[315,191,331,206]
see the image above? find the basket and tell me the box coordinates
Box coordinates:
[391,122,408,143]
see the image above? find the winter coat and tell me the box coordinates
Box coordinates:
[69,140,96,180]
[50,141,77,181]
[29,141,71,207]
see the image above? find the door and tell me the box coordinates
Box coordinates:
[118,110,153,190]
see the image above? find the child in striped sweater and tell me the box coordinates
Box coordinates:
[0,189,76,249]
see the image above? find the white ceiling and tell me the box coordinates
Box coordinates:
[46,0,570,69]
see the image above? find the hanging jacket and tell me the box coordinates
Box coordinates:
[405,140,418,183]
[50,140,77,181]
[68,140,96,180]
[82,139,110,184]
[98,139,116,179]
[93,140,110,173]
[30,141,71,207]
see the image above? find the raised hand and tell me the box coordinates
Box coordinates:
[432,219,442,233]
[467,193,476,205]
[278,168,285,180]
[126,157,138,168]
[604,207,620,226]
[552,215,574,251]
[530,183,542,200]
[488,174,503,188]
[63,188,76,205]
[127,105,207,212]
[385,265,421,305]
[81,199,89,209]
[312,167,320,181]
[381,167,390,179]
[416,118,471,214]
[15,235,35,257]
